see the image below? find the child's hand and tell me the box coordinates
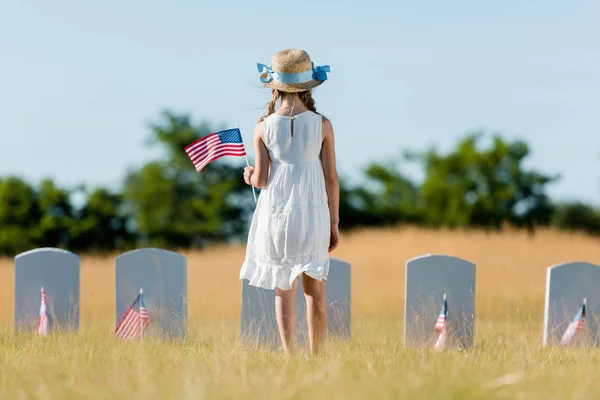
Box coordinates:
[329,224,339,252]
[243,166,255,185]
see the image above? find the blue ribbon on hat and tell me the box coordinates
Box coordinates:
[257,62,330,84]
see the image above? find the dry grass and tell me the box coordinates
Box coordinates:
[1,226,600,399]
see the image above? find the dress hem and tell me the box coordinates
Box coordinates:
[239,257,330,291]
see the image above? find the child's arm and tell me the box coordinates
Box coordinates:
[321,118,340,230]
[244,122,270,189]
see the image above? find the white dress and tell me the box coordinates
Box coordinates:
[239,110,331,290]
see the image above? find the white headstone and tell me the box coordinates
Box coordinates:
[14,248,80,332]
[297,258,351,344]
[115,248,187,340]
[543,261,600,347]
[404,254,476,349]
[240,279,278,347]
[240,257,351,348]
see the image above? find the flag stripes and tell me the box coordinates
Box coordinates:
[434,293,448,351]
[185,128,246,173]
[560,298,586,346]
[434,326,446,351]
[115,289,152,340]
[36,287,48,336]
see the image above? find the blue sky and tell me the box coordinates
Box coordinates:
[1,0,599,204]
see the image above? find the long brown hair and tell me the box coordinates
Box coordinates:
[257,89,327,123]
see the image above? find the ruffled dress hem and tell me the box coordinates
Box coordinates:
[239,256,330,291]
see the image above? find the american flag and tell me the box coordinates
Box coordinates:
[560,298,586,346]
[185,128,247,173]
[36,286,49,336]
[434,293,448,351]
[115,288,152,340]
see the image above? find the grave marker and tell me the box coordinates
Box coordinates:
[115,248,187,340]
[404,254,476,349]
[14,248,80,333]
[543,261,600,347]
[240,257,351,348]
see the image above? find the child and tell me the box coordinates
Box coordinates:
[239,48,340,355]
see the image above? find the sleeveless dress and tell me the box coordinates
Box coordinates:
[239,110,331,290]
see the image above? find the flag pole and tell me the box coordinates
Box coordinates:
[237,123,257,203]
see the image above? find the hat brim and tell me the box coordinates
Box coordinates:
[260,72,325,92]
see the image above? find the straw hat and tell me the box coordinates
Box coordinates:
[257,48,330,93]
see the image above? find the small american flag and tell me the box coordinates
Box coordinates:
[434,293,448,351]
[115,288,152,340]
[36,286,49,336]
[560,298,586,346]
[185,128,247,173]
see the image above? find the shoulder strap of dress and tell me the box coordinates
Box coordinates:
[261,115,271,149]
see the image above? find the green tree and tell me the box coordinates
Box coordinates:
[338,177,379,229]
[122,110,253,249]
[0,177,40,255]
[362,160,421,223]
[338,161,421,229]
[70,187,133,251]
[551,202,600,235]
[408,132,559,231]
[35,179,75,249]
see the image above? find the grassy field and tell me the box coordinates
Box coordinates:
[1,227,600,399]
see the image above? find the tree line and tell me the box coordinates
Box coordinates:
[1,110,598,256]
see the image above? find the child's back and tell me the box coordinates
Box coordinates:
[241,110,331,290]
[264,110,323,165]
